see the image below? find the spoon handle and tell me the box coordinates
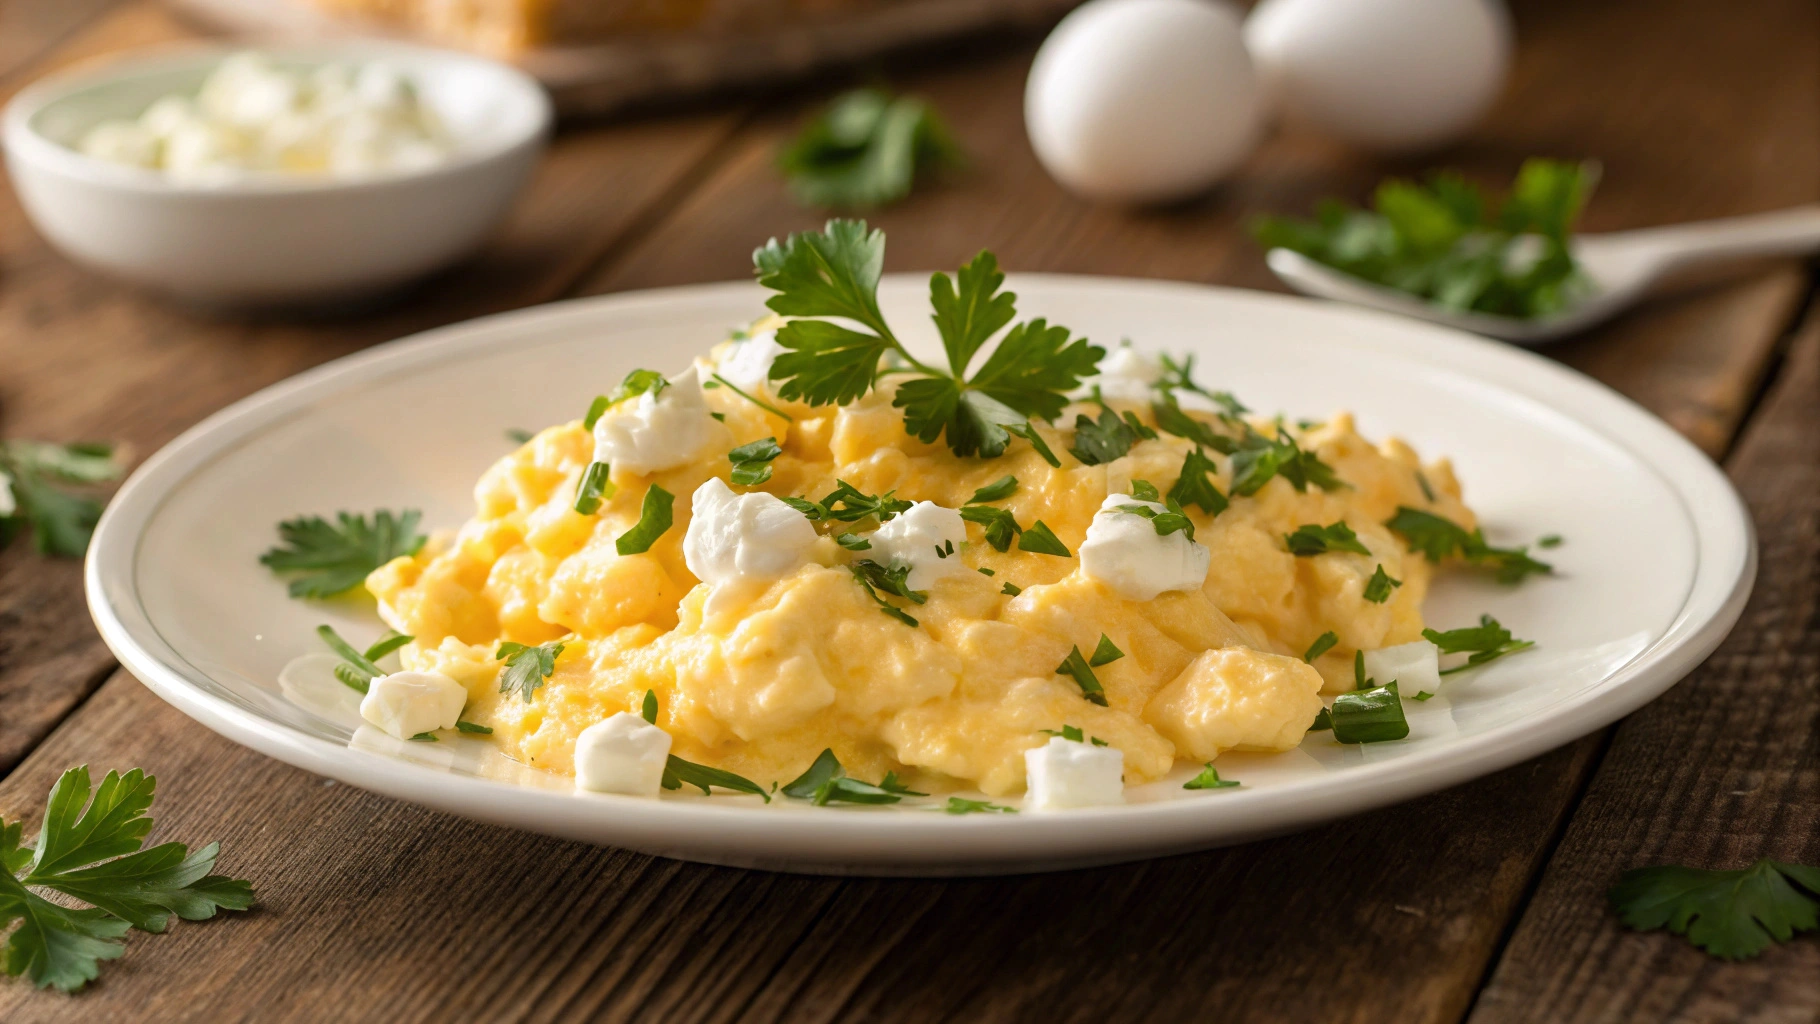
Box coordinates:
[1611,204,1820,273]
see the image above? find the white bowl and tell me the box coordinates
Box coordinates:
[3,42,551,307]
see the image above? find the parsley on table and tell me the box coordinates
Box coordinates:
[573,461,615,515]
[1055,646,1110,706]
[968,475,1018,503]
[260,509,425,598]
[944,797,1016,815]
[782,749,925,806]
[1252,159,1598,319]
[1611,859,1820,960]
[1016,520,1071,556]
[1362,565,1403,604]
[1229,430,1344,497]
[1424,614,1535,674]
[1304,631,1338,663]
[495,640,564,701]
[316,624,411,694]
[959,504,1021,552]
[849,560,927,626]
[615,485,674,555]
[0,767,252,993]
[754,221,1102,461]
[777,88,963,210]
[727,437,784,486]
[1385,507,1552,583]
[1284,521,1370,557]
[1183,764,1239,790]
[1330,683,1409,743]
[1168,448,1228,516]
[0,440,122,558]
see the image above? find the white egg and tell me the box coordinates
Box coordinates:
[1025,0,1262,204]
[1245,0,1513,153]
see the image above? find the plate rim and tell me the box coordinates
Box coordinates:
[84,276,1758,874]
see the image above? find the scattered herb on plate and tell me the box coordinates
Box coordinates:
[316,624,411,694]
[1183,764,1239,790]
[944,797,1016,815]
[782,749,925,806]
[496,640,565,701]
[260,509,425,598]
[1385,506,1552,583]
[641,691,771,800]
[777,88,964,210]
[727,437,784,486]
[1424,614,1535,674]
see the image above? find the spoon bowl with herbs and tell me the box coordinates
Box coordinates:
[1257,160,1820,345]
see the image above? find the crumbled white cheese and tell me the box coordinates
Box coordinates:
[1024,736,1124,810]
[715,329,788,395]
[77,51,450,183]
[1074,340,1163,403]
[574,712,673,796]
[592,366,728,475]
[867,501,969,591]
[1077,493,1211,600]
[1363,640,1443,695]
[683,477,819,587]
[359,670,466,740]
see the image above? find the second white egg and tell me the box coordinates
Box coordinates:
[1025,0,1263,204]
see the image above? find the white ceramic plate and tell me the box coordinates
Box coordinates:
[86,277,1755,875]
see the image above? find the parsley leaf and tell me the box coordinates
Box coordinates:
[1017,520,1071,557]
[1285,521,1371,557]
[793,480,913,524]
[616,485,674,555]
[1151,394,1240,455]
[585,370,669,429]
[0,441,123,558]
[1089,634,1124,667]
[1129,480,1161,502]
[1168,448,1228,516]
[260,510,426,599]
[1253,159,1598,319]
[945,797,1016,815]
[1304,631,1339,662]
[931,251,1019,374]
[781,749,922,806]
[1054,646,1109,706]
[1001,582,1022,596]
[1330,683,1409,743]
[728,438,784,486]
[1068,407,1145,465]
[849,560,927,626]
[456,721,492,734]
[316,624,411,694]
[1423,614,1535,674]
[1229,431,1344,496]
[1384,507,1552,583]
[777,88,963,210]
[1363,564,1402,603]
[1183,764,1239,790]
[662,758,771,801]
[1113,498,1197,541]
[968,475,1018,503]
[495,640,564,702]
[959,504,1021,552]
[0,766,252,992]
[1611,859,1820,960]
[573,461,615,515]
[707,372,794,421]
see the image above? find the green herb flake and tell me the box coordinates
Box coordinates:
[1304,631,1339,663]
[456,721,493,734]
[727,437,784,486]
[1331,684,1409,744]
[505,428,535,444]
[1538,533,1564,549]
[781,749,915,806]
[1384,507,1553,584]
[615,485,675,555]
[1229,431,1344,497]
[641,688,659,725]
[316,625,412,695]
[1424,614,1536,674]
[1001,582,1022,596]
[662,757,770,801]
[1308,707,1334,732]
[944,797,1017,815]
[960,504,1022,552]
[1089,634,1125,667]
[408,732,438,742]
[1017,520,1071,557]
[1183,764,1240,790]
[1168,448,1229,516]
[1284,521,1371,557]
[709,372,794,421]
[968,476,1018,503]
[495,640,565,702]
[1362,564,1403,604]
[573,461,615,515]
[260,510,425,598]
[1054,646,1109,706]
[977,566,996,577]
[1129,479,1161,502]
[850,559,927,626]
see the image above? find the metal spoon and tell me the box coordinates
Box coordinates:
[1266,204,1820,345]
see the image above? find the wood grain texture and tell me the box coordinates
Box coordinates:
[0,0,123,86]
[1466,307,1820,1024]
[0,2,750,771]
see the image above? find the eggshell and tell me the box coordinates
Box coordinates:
[1245,0,1513,152]
[1025,0,1262,204]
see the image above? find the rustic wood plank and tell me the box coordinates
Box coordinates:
[0,4,750,772]
[1465,303,1820,1024]
[0,0,123,86]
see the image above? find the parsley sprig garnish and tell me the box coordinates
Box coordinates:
[0,767,252,993]
[1611,859,1820,960]
[785,480,913,524]
[968,476,1017,503]
[1068,404,1154,466]
[260,509,425,599]
[777,88,963,210]
[849,560,927,626]
[638,692,770,800]
[1168,449,1228,516]
[1054,646,1110,706]
[754,221,1102,461]
[495,640,564,701]
[1385,507,1552,583]
[316,624,411,693]
[727,437,784,486]
[782,749,925,806]
[1231,430,1344,496]
[1114,498,1197,541]
[0,440,122,558]
[1285,521,1370,557]
[1423,614,1535,674]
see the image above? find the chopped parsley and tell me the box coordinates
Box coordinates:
[1611,859,1820,960]
[455,720,493,734]
[408,732,438,742]
[1251,159,1597,319]
[835,532,872,551]
[707,372,793,421]
[1016,520,1071,556]
[781,749,925,806]
[584,369,668,428]
[1362,564,1403,603]
[1384,506,1552,583]
[959,504,1021,552]
[1151,393,1240,455]
[1539,533,1564,548]
[1089,634,1124,667]
[1183,764,1239,790]
[1001,582,1022,596]
[1284,521,1370,557]
[1229,431,1344,497]
[1423,614,1535,674]
[849,560,926,626]
[777,88,963,210]
[495,640,564,702]
[1040,724,1108,746]
[1330,683,1409,743]
[1054,646,1110,706]
[615,485,674,555]
[1304,631,1338,663]
[0,440,122,558]
[260,509,425,598]
[1114,498,1196,541]
[944,797,1016,815]
[505,428,535,444]
[573,461,615,515]
[1308,707,1333,731]
[641,688,659,723]
[1129,479,1161,502]
[968,475,1018,503]
[727,437,784,486]
[754,222,1102,461]
[1168,448,1228,516]
[976,567,995,576]
[1068,406,1149,466]
[1157,354,1249,420]
[641,691,769,799]
[315,624,411,694]
[786,480,913,524]
[0,766,253,992]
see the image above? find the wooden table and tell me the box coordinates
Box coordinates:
[1,1,1816,1019]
